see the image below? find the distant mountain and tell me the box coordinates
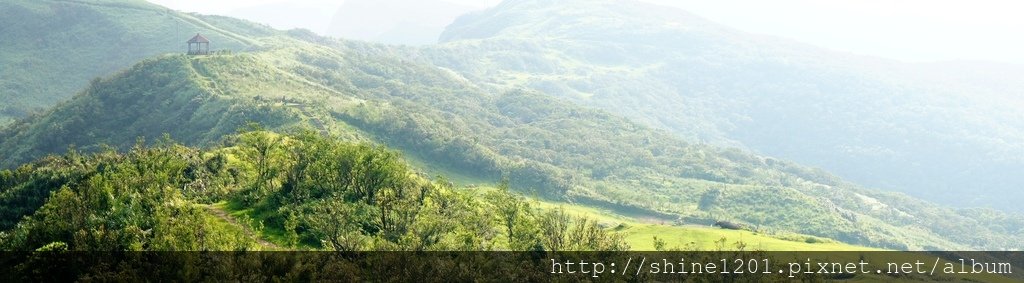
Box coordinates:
[0,0,275,125]
[425,0,1024,211]
[326,0,479,45]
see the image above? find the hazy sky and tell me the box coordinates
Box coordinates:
[147,0,1024,63]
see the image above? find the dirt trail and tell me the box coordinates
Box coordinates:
[294,104,330,136]
[203,204,280,250]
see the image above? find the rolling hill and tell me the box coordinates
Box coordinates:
[421,0,1024,211]
[0,0,277,125]
[2,28,1022,251]
[1,0,1023,253]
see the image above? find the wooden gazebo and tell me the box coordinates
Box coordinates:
[187,33,210,55]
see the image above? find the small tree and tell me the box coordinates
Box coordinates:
[236,128,285,205]
[538,207,571,251]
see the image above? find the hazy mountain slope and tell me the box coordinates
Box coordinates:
[2,28,1022,250]
[0,52,335,166]
[425,0,1024,210]
[0,0,276,125]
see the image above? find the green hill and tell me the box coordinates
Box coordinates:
[3,0,1023,253]
[3,32,1022,251]
[0,128,877,252]
[424,0,1024,211]
[0,129,633,251]
[0,0,275,125]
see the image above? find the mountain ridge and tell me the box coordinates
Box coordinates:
[0,0,277,125]
[425,0,1024,211]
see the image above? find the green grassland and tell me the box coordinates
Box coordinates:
[394,152,880,251]
[527,193,875,251]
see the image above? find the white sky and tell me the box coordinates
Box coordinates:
[147,0,1024,63]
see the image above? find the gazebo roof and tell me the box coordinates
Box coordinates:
[187,33,210,43]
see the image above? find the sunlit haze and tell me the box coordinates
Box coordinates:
[146,0,1024,63]
[4,0,1024,268]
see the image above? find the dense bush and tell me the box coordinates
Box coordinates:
[0,131,629,252]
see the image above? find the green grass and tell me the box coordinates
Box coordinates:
[618,224,875,251]
[549,202,875,251]
[198,204,261,250]
[213,201,298,250]
[203,119,878,252]
[401,150,496,187]
[0,0,271,124]
[465,185,882,252]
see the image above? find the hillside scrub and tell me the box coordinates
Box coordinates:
[0,130,629,251]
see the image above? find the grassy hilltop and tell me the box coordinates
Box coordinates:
[0,0,274,125]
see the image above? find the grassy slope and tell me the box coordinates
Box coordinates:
[529,199,873,251]
[0,0,275,125]
[405,157,868,251]
[0,54,304,165]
